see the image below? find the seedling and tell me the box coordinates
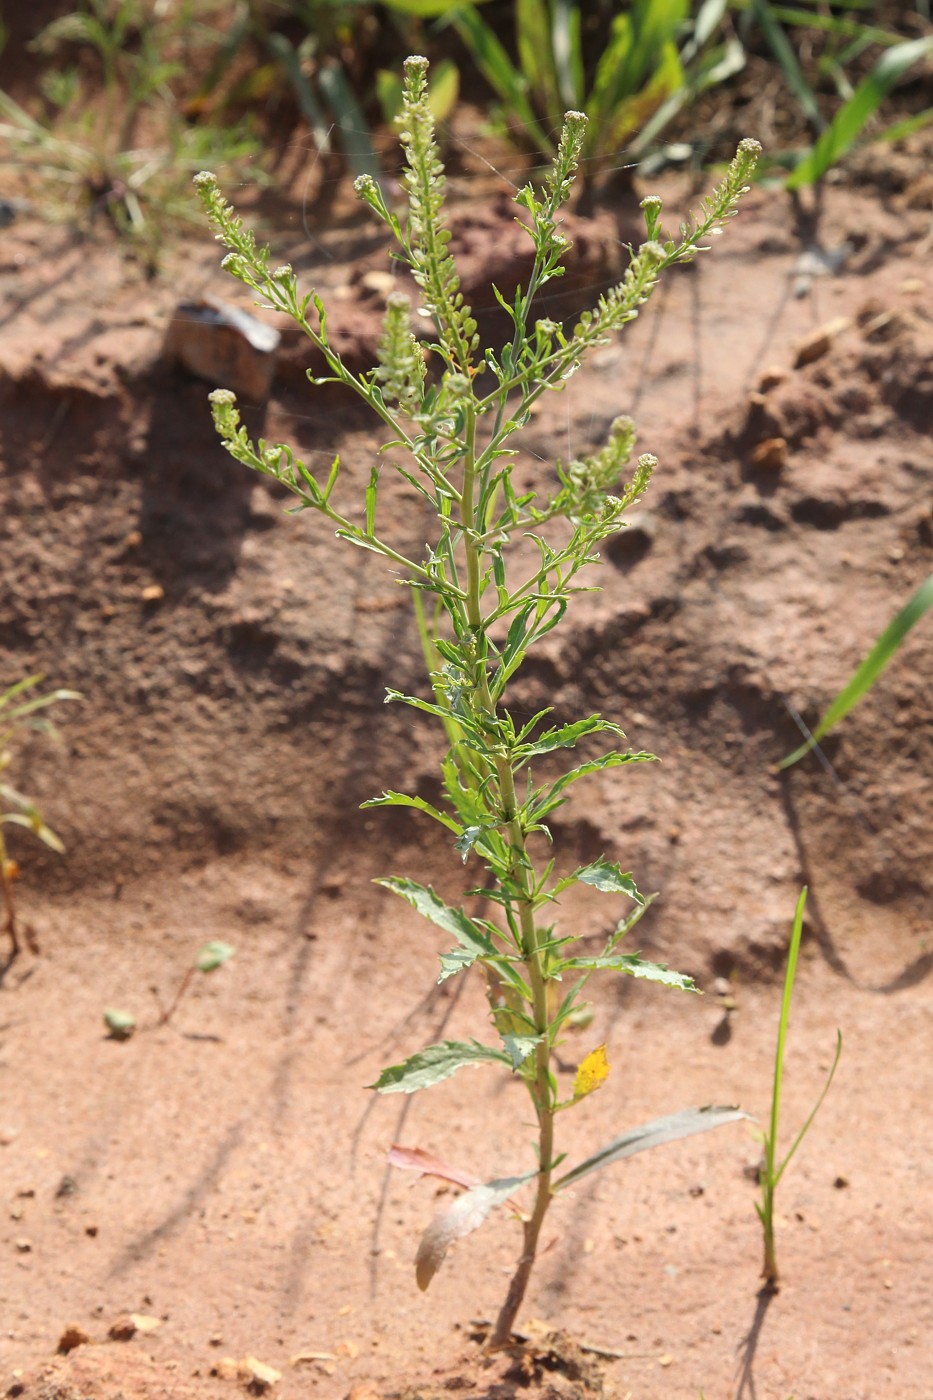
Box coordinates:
[104,939,235,1040]
[197,57,759,1342]
[756,889,841,1288]
[1,676,79,960]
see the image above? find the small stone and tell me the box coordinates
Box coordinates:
[109,1315,137,1341]
[241,1356,281,1393]
[793,316,851,367]
[14,1239,32,1253]
[85,1224,99,1237]
[211,1358,241,1381]
[57,1324,91,1354]
[141,584,164,603]
[358,270,398,300]
[757,366,787,392]
[130,1313,162,1333]
[750,437,787,472]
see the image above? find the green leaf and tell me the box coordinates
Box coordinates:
[450,7,548,154]
[779,571,933,767]
[517,714,622,760]
[787,37,933,189]
[370,1039,510,1094]
[559,952,697,992]
[195,940,235,973]
[575,858,644,901]
[555,1104,750,1190]
[362,790,461,836]
[501,1032,542,1069]
[750,0,823,134]
[531,750,657,820]
[376,878,496,983]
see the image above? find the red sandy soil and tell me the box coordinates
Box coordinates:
[1,125,932,1400]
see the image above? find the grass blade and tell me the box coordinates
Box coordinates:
[780,571,933,767]
[787,35,933,188]
[750,0,824,133]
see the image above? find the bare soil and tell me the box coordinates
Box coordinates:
[1,133,932,1400]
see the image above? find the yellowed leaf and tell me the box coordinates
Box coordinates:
[572,1045,609,1103]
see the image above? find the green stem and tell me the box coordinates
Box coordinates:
[460,403,555,1346]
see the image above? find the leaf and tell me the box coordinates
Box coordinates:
[370,1039,510,1094]
[555,1105,751,1191]
[103,1008,136,1041]
[531,750,657,820]
[559,952,697,993]
[787,37,933,189]
[501,1033,542,1070]
[195,940,235,973]
[571,1044,609,1103]
[362,790,461,836]
[376,878,496,981]
[517,714,621,761]
[575,858,644,901]
[387,1144,480,1191]
[415,1173,534,1290]
[779,571,933,767]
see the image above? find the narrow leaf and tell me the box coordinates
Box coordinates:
[559,952,697,992]
[787,37,933,189]
[780,571,933,767]
[517,715,621,760]
[362,790,461,836]
[531,750,657,819]
[376,877,496,980]
[555,1105,750,1190]
[370,1040,510,1094]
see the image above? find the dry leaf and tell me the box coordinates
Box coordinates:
[387,1144,481,1192]
[415,1176,529,1291]
[572,1045,609,1103]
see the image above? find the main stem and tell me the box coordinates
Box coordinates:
[460,406,556,1348]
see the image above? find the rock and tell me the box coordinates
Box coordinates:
[241,1356,281,1393]
[163,298,280,402]
[57,1324,91,1354]
[750,437,787,472]
[793,316,851,367]
[108,1316,137,1342]
[757,365,787,392]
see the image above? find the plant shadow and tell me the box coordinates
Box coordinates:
[735,1284,778,1400]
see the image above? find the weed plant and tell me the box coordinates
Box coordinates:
[0,0,260,262]
[756,889,841,1287]
[197,57,760,1342]
[0,676,79,959]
